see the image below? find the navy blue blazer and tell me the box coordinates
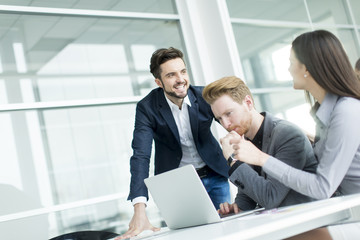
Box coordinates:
[127,85,229,200]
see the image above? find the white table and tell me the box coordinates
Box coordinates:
[131,193,360,240]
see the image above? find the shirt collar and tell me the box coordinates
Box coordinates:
[313,92,339,126]
[164,92,191,110]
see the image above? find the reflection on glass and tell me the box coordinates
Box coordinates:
[226,0,308,22]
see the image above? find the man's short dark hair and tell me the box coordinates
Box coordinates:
[150,47,184,79]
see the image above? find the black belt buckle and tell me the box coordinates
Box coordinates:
[196,165,210,178]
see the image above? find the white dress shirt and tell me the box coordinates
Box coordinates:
[132,93,206,206]
[164,94,206,169]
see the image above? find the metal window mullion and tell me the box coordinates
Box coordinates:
[230,17,311,28]
[0,96,142,112]
[231,18,355,30]
[0,192,127,223]
[0,4,179,20]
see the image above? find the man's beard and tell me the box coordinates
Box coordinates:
[228,115,252,136]
[164,88,188,99]
[161,79,188,99]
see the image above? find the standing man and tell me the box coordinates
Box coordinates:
[120,47,230,238]
[202,76,317,214]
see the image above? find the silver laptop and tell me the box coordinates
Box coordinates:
[144,164,263,229]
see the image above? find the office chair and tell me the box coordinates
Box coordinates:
[49,230,119,240]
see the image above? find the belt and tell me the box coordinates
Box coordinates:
[196,165,212,178]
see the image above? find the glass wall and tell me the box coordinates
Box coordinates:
[0,1,183,238]
[227,0,360,135]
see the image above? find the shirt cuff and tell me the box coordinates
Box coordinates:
[228,161,243,176]
[131,196,147,206]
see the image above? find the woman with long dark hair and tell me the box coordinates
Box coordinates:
[222,30,360,239]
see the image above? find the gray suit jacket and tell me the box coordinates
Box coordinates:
[229,112,317,210]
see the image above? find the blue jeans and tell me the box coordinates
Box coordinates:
[201,171,230,210]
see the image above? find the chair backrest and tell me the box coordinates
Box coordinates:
[49,230,119,240]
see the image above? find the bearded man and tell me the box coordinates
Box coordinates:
[120,48,230,239]
[202,76,317,215]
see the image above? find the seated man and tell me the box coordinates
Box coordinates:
[202,76,318,215]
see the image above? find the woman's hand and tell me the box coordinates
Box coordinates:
[230,132,269,166]
[221,131,269,166]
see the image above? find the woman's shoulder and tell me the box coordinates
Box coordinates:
[332,96,360,121]
[335,96,360,111]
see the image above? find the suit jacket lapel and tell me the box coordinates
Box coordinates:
[261,112,272,153]
[187,89,199,144]
[158,91,181,144]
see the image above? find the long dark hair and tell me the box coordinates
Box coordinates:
[356,58,360,71]
[292,30,360,102]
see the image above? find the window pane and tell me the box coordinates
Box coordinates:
[43,105,135,201]
[226,0,309,22]
[0,104,159,236]
[307,0,351,24]
[0,0,177,14]
[0,113,21,188]
[0,14,185,103]
[253,91,315,135]
[349,0,360,24]
[232,25,311,88]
